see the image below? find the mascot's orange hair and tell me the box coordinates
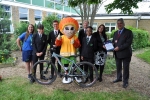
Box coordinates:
[59,17,79,34]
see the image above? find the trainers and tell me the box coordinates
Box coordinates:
[28,74,32,79]
[29,76,35,83]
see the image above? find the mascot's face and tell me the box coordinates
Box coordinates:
[63,25,75,39]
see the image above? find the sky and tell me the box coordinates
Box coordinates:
[98,0,150,14]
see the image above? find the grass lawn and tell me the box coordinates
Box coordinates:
[136,49,150,64]
[0,77,149,100]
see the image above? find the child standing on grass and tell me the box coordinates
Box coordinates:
[81,26,97,83]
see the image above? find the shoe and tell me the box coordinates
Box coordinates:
[75,77,82,83]
[49,75,53,79]
[122,83,128,88]
[28,74,32,79]
[99,77,102,82]
[30,76,35,83]
[40,76,48,80]
[113,79,122,83]
[58,72,62,78]
[84,78,88,83]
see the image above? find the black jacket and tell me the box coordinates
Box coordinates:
[81,35,97,59]
[112,28,133,58]
[93,32,107,52]
[78,29,86,53]
[47,30,62,53]
[32,33,47,55]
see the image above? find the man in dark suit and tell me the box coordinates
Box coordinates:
[30,24,48,83]
[112,18,133,88]
[47,20,62,78]
[81,26,97,82]
[78,20,89,62]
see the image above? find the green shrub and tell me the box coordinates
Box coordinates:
[42,14,60,35]
[109,26,150,50]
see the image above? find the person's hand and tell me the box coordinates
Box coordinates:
[103,45,106,49]
[53,45,57,48]
[114,46,119,51]
[57,34,61,40]
[39,52,43,56]
[71,39,74,44]
[81,56,83,60]
[36,53,40,56]
[19,47,22,51]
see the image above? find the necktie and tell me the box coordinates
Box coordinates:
[39,34,42,38]
[118,30,121,38]
[55,31,58,37]
[86,37,89,44]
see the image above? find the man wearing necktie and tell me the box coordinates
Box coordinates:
[112,18,133,88]
[47,20,62,78]
[78,20,89,71]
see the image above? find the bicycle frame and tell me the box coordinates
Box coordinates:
[51,52,86,77]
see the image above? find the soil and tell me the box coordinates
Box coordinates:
[0,50,150,97]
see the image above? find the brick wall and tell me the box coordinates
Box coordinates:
[11,6,19,28]
[29,9,35,25]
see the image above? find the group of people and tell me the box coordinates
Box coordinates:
[16,17,133,88]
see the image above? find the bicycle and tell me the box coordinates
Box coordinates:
[32,49,98,88]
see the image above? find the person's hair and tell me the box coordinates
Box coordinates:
[83,20,89,24]
[117,18,125,25]
[37,24,44,30]
[97,24,107,42]
[53,20,59,24]
[86,26,93,32]
[25,24,34,41]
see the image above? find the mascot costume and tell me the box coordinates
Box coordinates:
[55,17,81,83]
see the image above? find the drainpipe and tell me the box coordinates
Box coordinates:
[136,15,141,28]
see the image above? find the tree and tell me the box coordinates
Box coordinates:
[105,0,143,14]
[66,0,107,26]
[65,0,142,26]
[42,14,61,35]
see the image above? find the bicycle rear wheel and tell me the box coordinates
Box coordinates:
[73,62,98,88]
[32,60,57,85]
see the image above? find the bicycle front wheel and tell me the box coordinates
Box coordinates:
[73,62,98,88]
[32,60,57,85]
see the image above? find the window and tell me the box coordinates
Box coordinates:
[0,5,12,33]
[104,23,116,33]
[92,23,97,32]
[56,13,62,19]
[34,10,42,25]
[79,23,82,30]
[19,7,28,23]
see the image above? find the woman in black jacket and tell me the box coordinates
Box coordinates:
[93,24,107,82]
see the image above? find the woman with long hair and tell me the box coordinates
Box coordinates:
[16,24,35,79]
[93,24,107,82]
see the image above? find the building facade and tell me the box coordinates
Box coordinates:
[0,0,77,33]
[75,14,150,33]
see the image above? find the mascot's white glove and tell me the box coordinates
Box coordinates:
[57,34,61,40]
[71,38,74,44]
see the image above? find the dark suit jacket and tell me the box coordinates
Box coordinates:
[47,30,62,54]
[78,29,86,53]
[32,33,47,55]
[81,35,97,59]
[93,32,107,52]
[112,28,133,58]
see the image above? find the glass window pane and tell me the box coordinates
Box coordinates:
[0,20,11,32]
[19,14,28,20]
[105,23,110,26]
[1,5,10,11]
[35,16,41,21]
[105,27,109,32]
[111,27,115,31]
[19,8,28,13]
[35,10,41,15]
[111,23,116,26]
